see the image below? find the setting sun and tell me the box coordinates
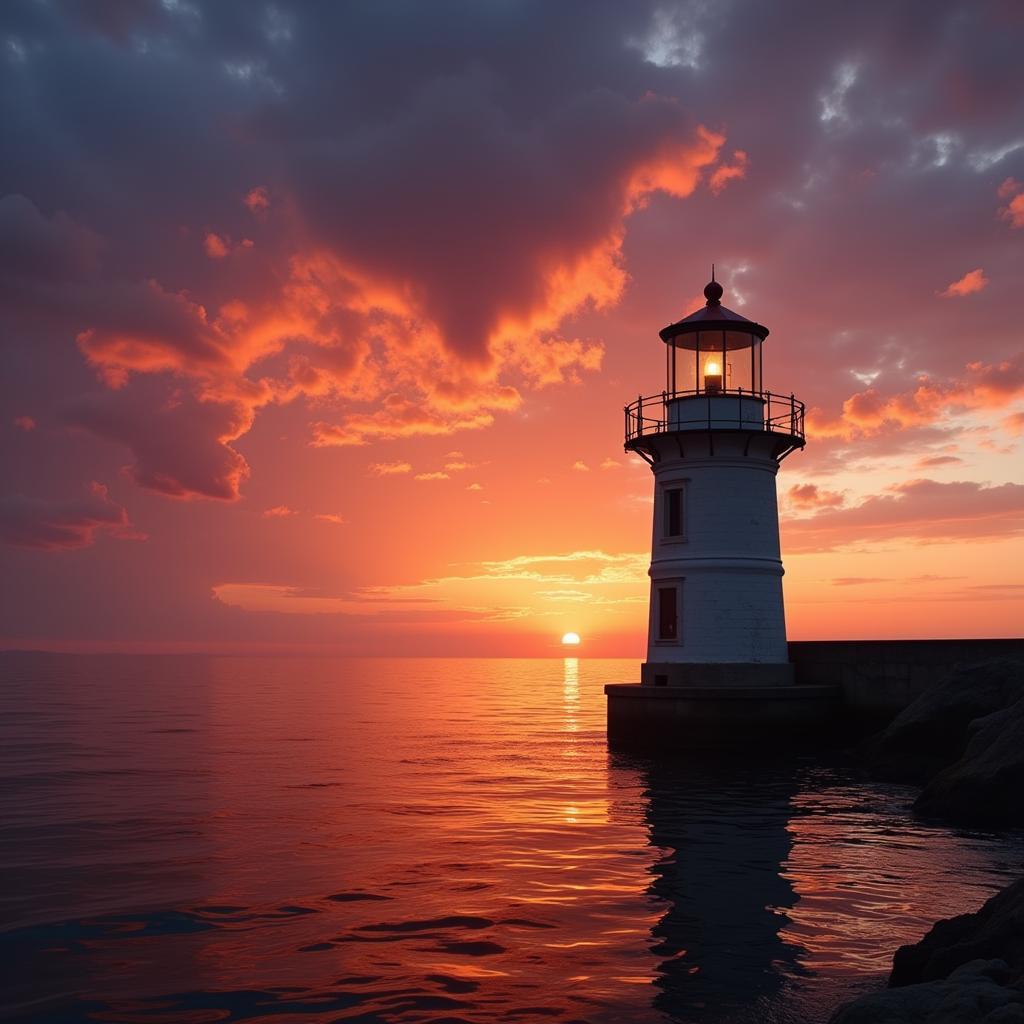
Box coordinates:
[561,632,582,646]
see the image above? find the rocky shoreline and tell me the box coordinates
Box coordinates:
[829,659,1024,1022]
[863,659,1024,828]
[830,881,1024,1022]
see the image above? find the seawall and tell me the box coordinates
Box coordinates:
[788,638,1024,717]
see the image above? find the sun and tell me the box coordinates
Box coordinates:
[561,632,581,646]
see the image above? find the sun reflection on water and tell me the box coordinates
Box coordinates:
[563,655,580,739]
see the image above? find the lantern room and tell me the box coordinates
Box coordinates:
[658,275,768,397]
[624,273,804,459]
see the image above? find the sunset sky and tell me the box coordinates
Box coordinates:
[1,0,1022,655]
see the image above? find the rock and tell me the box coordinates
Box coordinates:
[829,959,1024,1023]
[890,880,1024,987]
[864,661,1024,784]
[830,881,1024,1022]
[913,698,1024,827]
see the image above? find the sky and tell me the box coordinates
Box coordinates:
[1,0,1023,656]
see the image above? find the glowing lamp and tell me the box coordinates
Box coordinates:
[703,359,723,394]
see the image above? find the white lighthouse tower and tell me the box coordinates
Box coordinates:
[605,274,838,745]
[627,273,805,688]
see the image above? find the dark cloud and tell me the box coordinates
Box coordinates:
[0,196,227,378]
[0,193,100,282]
[291,80,715,361]
[783,479,1024,552]
[64,387,251,500]
[4,0,1022,492]
[0,482,133,549]
[73,279,230,377]
[1,0,738,483]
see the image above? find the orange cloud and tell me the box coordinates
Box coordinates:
[212,582,483,622]
[414,472,450,482]
[997,177,1020,199]
[938,268,987,297]
[311,392,516,447]
[368,461,412,476]
[1002,194,1024,228]
[314,512,346,524]
[204,233,253,259]
[443,457,481,472]
[37,113,729,499]
[13,415,36,431]
[263,505,297,517]
[998,178,1024,228]
[625,125,723,209]
[708,149,749,194]
[243,186,270,213]
[496,336,605,388]
[916,454,962,468]
[204,232,230,259]
[212,549,648,631]
[810,354,1024,440]
[787,483,845,509]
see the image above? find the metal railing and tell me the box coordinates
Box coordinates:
[624,388,805,444]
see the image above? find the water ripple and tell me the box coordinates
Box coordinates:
[0,652,1021,1024]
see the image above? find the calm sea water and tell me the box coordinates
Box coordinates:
[1,653,1021,1024]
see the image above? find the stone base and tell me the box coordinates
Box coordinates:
[641,661,794,688]
[605,682,841,749]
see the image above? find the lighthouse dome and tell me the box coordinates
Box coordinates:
[659,279,769,349]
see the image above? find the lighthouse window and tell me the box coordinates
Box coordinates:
[657,586,678,641]
[664,487,684,538]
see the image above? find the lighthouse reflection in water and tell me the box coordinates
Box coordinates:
[1,652,1021,1024]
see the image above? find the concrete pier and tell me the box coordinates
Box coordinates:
[788,638,1024,715]
[606,637,1024,749]
[605,682,840,748]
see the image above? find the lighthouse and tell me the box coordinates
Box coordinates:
[606,274,837,745]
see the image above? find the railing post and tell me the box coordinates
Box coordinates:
[790,393,795,435]
[638,394,643,435]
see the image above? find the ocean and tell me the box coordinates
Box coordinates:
[1,653,1021,1023]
